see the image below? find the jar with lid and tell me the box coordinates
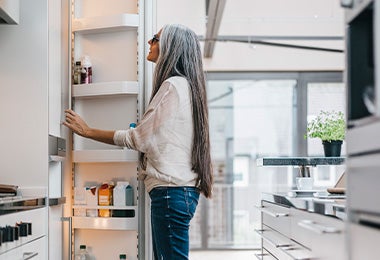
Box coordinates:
[80,55,92,84]
[119,254,128,260]
[73,61,81,84]
[75,245,90,260]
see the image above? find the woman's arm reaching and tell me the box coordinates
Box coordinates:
[63,109,115,145]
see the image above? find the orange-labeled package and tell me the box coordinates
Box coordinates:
[98,182,114,217]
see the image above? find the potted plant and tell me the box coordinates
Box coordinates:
[306,110,346,157]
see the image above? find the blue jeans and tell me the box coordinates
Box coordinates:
[149,187,200,260]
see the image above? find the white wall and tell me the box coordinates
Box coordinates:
[156,0,345,71]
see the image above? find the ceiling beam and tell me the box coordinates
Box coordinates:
[198,35,344,53]
[204,0,226,58]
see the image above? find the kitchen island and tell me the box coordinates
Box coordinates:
[256,192,346,260]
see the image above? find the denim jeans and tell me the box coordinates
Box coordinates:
[149,186,200,260]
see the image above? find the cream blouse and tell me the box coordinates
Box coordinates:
[113,76,197,193]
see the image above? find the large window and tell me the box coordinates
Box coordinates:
[190,72,344,250]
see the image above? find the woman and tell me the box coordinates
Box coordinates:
[64,24,213,259]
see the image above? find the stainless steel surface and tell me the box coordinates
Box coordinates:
[48,197,66,206]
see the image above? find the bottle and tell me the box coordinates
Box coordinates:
[113,181,129,206]
[80,55,92,84]
[125,184,134,206]
[75,245,90,260]
[129,123,136,129]
[73,61,82,84]
[119,254,128,260]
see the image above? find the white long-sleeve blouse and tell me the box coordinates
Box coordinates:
[113,76,197,193]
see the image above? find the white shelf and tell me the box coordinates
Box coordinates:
[72,149,138,163]
[72,13,139,34]
[73,81,139,98]
[72,215,138,231]
[73,205,136,210]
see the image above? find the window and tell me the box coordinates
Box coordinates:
[190,72,344,250]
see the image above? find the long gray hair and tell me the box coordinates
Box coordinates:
[150,24,213,198]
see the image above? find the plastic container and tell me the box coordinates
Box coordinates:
[75,245,90,260]
[113,181,129,206]
[80,55,92,84]
[125,184,134,206]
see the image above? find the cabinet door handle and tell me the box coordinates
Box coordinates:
[254,252,277,260]
[62,216,73,260]
[23,252,38,259]
[278,246,314,260]
[255,205,289,217]
[298,219,341,234]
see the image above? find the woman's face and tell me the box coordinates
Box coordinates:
[147,29,162,63]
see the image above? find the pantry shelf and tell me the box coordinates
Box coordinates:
[72,13,139,34]
[72,81,139,98]
[73,205,137,210]
[72,149,138,163]
[72,215,138,231]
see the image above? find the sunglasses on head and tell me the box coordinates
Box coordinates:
[151,34,159,43]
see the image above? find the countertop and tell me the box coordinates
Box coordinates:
[256,157,345,167]
[0,196,46,215]
[262,192,346,220]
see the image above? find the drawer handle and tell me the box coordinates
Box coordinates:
[254,229,292,248]
[278,246,314,260]
[254,252,276,260]
[255,206,289,218]
[23,252,39,259]
[298,219,341,234]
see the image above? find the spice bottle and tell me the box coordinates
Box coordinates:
[119,254,128,260]
[80,55,92,84]
[75,245,90,260]
[73,61,82,84]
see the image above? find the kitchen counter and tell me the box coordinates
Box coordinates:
[261,192,346,220]
[0,196,46,215]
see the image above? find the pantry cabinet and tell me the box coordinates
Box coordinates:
[68,0,145,259]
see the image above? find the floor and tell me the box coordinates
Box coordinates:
[189,250,259,260]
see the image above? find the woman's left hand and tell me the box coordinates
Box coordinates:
[63,109,91,137]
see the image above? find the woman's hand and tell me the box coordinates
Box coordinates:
[63,109,91,137]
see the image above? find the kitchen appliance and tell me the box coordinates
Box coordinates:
[342,0,380,258]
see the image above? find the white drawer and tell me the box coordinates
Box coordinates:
[0,208,47,255]
[0,236,46,260]
[260,201,291,237]
[291,208,345,259]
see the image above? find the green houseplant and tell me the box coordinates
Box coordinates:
[306,110,346,157]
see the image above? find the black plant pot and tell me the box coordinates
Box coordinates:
[322,140,343,157]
